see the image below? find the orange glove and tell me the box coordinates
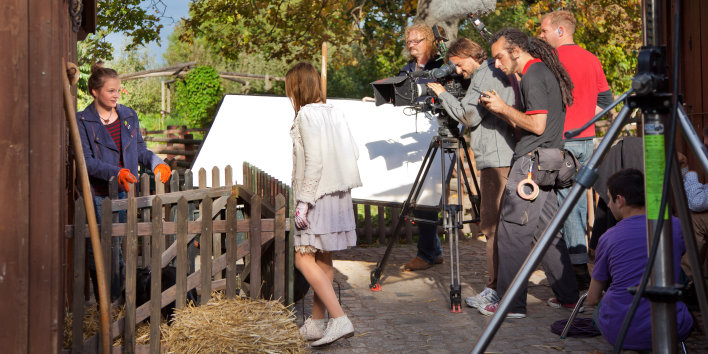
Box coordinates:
[154,163,172,184]
[117,168,137,192]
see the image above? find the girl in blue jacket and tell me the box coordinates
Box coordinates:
[76,63,171,301]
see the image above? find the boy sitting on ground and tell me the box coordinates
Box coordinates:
[585,168,693,350]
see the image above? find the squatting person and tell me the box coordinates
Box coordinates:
[586,168,693,350]
[425,37,518,310]
[287,62,362,346]
[478,28,580,318]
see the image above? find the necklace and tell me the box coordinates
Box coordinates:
[100,109,114,124]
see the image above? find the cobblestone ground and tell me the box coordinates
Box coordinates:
[294,237,708,353]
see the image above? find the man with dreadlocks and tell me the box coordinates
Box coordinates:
[476,28,580,318]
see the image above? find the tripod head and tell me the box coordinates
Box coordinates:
[632,46,668,96]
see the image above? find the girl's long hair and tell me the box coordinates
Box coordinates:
[285,62,325,117]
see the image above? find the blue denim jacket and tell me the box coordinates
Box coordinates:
[76,103,163,191]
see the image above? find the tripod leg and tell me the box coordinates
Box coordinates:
[678,106,708,174]
[669,150,708,340]
[369,138,440,291]
[459,138,481,222]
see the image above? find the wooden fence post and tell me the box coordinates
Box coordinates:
[150,197,163,354]
[140,173,151,268]
[250,195,262,299]
[124,190,138,353]
[212,167,222,281]
[200,197,213,305]
[176,198,188,309]
[100,198,112,308]
[226,196,238,298]
[71,197,86,354]
[274,194,286,301]
[364,205,372,244]
[225,165,233,186]
[378,205,386,244]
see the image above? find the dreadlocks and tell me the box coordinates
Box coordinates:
[491,28,574,108]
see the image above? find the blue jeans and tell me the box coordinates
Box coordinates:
[414,209,442,264]
[557,139,594,264]
[88,191,126,300]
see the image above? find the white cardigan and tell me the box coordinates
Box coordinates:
[290,103,362,204]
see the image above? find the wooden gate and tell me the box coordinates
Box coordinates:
[64,166,289,353]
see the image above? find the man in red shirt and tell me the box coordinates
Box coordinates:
[540,10,613,291]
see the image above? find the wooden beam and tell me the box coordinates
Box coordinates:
[119,62,196,81]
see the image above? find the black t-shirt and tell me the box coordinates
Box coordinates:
[514,59,565,158]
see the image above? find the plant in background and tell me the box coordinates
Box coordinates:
[174,66,224,127]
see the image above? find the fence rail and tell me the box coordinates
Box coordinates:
[141,125,205,170]
[241,163,454,246]
[65,165,288,353]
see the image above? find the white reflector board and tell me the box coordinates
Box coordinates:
[191,94,445,206]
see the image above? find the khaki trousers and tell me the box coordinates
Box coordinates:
[479,166,509,290]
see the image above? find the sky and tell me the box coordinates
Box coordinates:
[106,0,190,67]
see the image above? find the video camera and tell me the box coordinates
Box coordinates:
[370,26,469,137]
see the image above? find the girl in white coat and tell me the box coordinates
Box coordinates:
[287,62,362,347]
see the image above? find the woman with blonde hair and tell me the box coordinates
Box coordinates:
[287,62,362,347]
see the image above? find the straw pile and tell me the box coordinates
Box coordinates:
[63,305,161,348]
[161,292,307,353]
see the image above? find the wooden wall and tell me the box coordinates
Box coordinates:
[666,0,708,162]
[0,0,75,352]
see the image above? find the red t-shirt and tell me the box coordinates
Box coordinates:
[557,44,610,138]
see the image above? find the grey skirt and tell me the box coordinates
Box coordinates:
[294,190,357,252]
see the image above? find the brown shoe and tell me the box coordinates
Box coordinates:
[434,257,444,264]
[402,257,433,271]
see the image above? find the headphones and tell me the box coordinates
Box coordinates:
[557,28,563,36]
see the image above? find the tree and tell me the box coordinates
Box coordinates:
[79,0,168,65]
[174,66,225,127]
[110,48,163,115]
[179,0,417,98]
[459,0,641,94]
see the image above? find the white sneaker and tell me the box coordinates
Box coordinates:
[465,288,500,309]
[299,317,326,341]
[311,315,354,347]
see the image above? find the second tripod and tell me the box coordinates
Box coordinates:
[369,134,481,312]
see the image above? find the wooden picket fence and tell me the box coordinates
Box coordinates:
[64,165,289,353]
[242,162,425,246]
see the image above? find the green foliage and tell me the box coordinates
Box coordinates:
[110,48,163,114]
[460,0,641,95]
[76,45,95,110]
[79,0,166,65]
[178,0,417,99]
[174,66,224,127]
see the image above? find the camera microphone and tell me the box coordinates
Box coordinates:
[469,13,493,41]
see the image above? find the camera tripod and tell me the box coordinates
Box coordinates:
[472,0,708,352]
[368,126,481,313]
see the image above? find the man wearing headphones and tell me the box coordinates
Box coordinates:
[539,10,613,291]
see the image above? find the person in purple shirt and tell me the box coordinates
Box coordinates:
[586,168,693,350]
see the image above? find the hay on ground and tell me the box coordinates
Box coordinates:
[161,292,307,353]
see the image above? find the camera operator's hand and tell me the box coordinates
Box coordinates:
[426,82,446,96]
[479,90,506,114]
